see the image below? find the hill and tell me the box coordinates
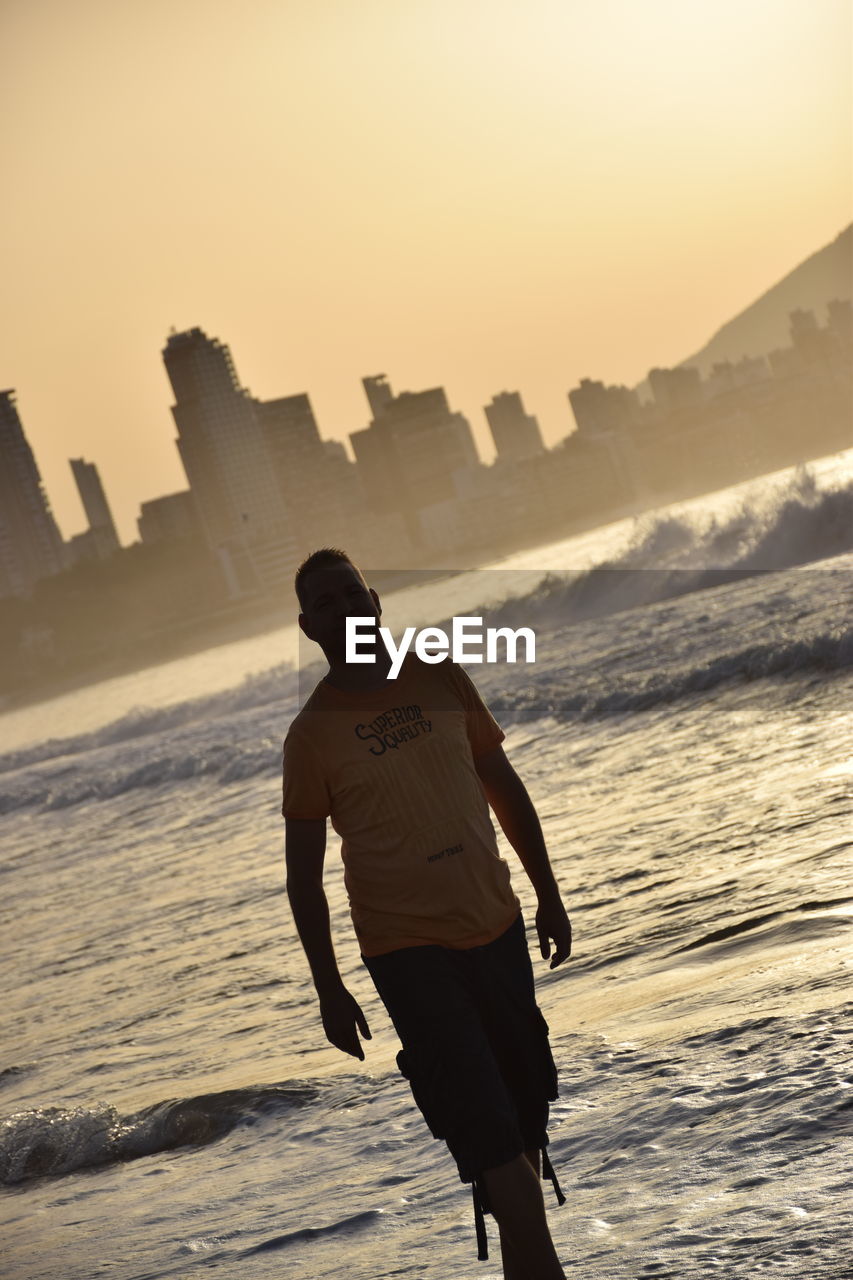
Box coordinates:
[678,224,851,376]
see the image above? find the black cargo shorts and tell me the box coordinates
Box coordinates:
[363,912,559,1182]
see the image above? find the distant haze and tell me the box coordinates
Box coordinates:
[679,226,852,378]
[1,0,850,544]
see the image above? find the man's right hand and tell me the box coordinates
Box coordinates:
[286,818,371,1060]
[319,985,372,1060]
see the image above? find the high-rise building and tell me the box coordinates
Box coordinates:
[362,374,394,421]
[256,393,367,558]
[567,379,642,507]
[162,327,294,594]
[569,378,642,435]
[350,378,479,544]
[0,390,64,598]
[827,298,853,343]
[788,307,834,368]
[647,366,703,414]
[257,394,326,494]
[484,391,544,462]
[70,457,120,559]
[137,490,200,545]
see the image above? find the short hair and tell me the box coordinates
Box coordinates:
[295,547,365,609]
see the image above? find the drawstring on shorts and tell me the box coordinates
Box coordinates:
[541,1146,566,1206]
[471,1177,490,1261]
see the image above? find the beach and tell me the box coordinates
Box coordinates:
[2,454,852,1279]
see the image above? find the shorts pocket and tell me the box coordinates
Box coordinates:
[396,1046,456,1140]
[534,1011,559,1101]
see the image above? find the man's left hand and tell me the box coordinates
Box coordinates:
[535,893,572,969]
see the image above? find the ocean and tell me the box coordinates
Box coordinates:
[2,454,852,1280]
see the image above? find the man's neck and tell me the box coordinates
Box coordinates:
[323,649,396,692]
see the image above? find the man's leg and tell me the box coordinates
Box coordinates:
[495,1151,541,1280]
[483,1149,565,1280]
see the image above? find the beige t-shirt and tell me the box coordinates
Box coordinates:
[281,654,520,957]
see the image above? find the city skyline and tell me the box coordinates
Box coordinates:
[1,293,848,701]
[4,256,850,582]
[4,286,847,601]
[2,0,850,544]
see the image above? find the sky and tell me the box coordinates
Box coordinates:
[2,0,850,545]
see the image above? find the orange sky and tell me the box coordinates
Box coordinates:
[2,0,850,544]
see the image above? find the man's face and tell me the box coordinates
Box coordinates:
[298,563,381,660]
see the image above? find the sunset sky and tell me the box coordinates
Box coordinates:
[2,0,850,544]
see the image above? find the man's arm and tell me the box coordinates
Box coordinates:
[474,745,572,969]
[284,817,371,1059]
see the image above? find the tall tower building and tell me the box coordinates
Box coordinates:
[70,457,120,559]
[256,393,326,496]
[350,378,479,544]
[0,390,64,598]
[646,366,702,415]
[162,327,293,593]
[362,374,394,421]
[484,391,545,462]
[568,379,643,435]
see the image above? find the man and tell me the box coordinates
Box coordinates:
[283,548,571,1278]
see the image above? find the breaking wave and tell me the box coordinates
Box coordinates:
[0,1082,316,1186]
[487,625,853,725]
[0,739,285,813]
[2,624,849,815]
[0,662,300,777]
[1,467,850,812]
[477,472,853,633]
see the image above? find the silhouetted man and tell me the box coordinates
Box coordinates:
[283,548,571,1277]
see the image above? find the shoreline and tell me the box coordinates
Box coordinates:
[1,506,640,718]
[3,445,851,718]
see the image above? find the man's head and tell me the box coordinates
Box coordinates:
[295,548,381,659]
